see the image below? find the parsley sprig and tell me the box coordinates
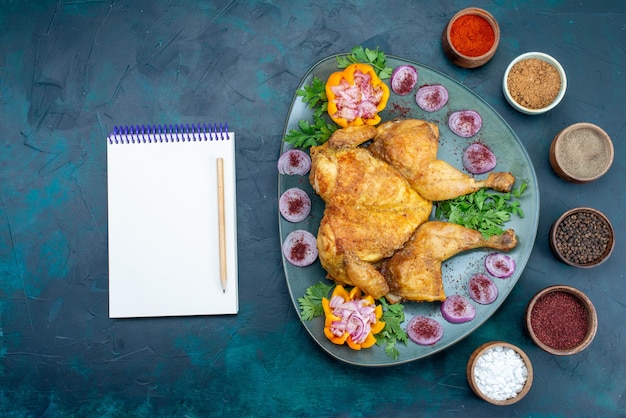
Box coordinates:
[375,298,408,360]
[298,281,334,321]
[336,46,393,80]
[435,181,528,238]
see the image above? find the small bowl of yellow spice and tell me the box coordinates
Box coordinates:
[503,52,567,114]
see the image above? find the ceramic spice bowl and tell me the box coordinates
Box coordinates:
[550,122,614,183]
[441,7,500,68]
[526,285,598,356]
[503,52,567,114]
[550,207,615,268]
[467,341,533,405]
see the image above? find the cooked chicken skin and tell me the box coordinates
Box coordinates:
[309,119,518,302]
[310,125,432,299]
[369,119,515,201]
[381,222,518,302]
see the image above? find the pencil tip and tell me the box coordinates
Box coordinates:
[223,289,226,293]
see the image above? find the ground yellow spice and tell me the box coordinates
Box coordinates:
[507,58,561,109]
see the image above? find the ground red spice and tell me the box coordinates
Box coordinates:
[289,151,303,167]
[391,102,411,118]
[286,195,304,216]
[410,318,438,339]
[530,291,588,350]
[450,14,495,57]
[290,238,309,262]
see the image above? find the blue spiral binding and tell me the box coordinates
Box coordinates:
[107,123,229,144]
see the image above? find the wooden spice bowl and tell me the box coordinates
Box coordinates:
[441,8,500,68]
[526,285,598,356]
[550,207,615,268]
[550,122,614,183]
[467,341,533,405]
[502,52,567,114]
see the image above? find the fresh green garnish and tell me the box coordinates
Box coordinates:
[283,115,338,149]
[298,281,334,320]
[296,76,327,119]
[435,181,528,238]
[284,77,336,149]
[336,46,393,80]
[375,298,408,360]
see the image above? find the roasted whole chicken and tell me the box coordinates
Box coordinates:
[309,119,517,302]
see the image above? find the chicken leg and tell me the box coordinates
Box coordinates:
[381,221,518,302]
[369,119,515,201]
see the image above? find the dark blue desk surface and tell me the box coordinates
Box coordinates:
[1,1,624,416]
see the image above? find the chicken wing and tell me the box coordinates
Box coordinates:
[381,221,518,302]
[369,119,515,201]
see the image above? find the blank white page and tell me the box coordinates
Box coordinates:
[107,127,238,318]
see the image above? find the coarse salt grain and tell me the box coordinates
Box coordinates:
[473,345,528,401]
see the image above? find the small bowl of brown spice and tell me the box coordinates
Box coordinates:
[550,122,614,183]
[550,207,615,268]
[526,285,598,355]
[503,52,567,114]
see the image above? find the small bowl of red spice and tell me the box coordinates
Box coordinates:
[442,7,500,68]
[503,52,567,114]
[549,207,615,268]
[526,285,598,355]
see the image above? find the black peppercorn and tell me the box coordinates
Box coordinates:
[553,210,612,265]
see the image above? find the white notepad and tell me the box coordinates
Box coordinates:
[106,124,238,318]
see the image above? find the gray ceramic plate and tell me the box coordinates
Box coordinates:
[279,54,539,366]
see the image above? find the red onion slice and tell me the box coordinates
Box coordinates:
[279,187,311,223]
[468,273,498,304]
[407,316,444,346]
[390,65,418,95]
[484,253,516,278]
[440,294,476,323]
[415,84,449,112]
[277,149,311,175]
[462,142,497,174]
[282,230,318,267]
[448,110,482,138]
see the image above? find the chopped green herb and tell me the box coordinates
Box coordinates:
[296,76,327,119]
[336,46,394,80]
[283,115,337,149]
[375,298,408,359]
[298,281,334,320]
[435,181,528,238]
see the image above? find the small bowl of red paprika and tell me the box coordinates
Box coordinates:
[526,285,598,356]
[442,7,500,68]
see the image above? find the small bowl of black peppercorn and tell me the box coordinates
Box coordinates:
[550,207,614,268]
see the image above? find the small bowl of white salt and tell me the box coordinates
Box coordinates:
[466,341,533,405]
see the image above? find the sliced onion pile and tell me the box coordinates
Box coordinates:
[468,273,498,305]
[277,149,311,175]
[327,295,378,345]
[484,253,516,278]
[279,187,311,223]
[462,142,497,174]
[406,315,443,346]
[441,294,476,323]
[448,110,482,138]
[282,230,318,267]
[330,70,385,122]
[415,84,449,112]
[390,65,418,96]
